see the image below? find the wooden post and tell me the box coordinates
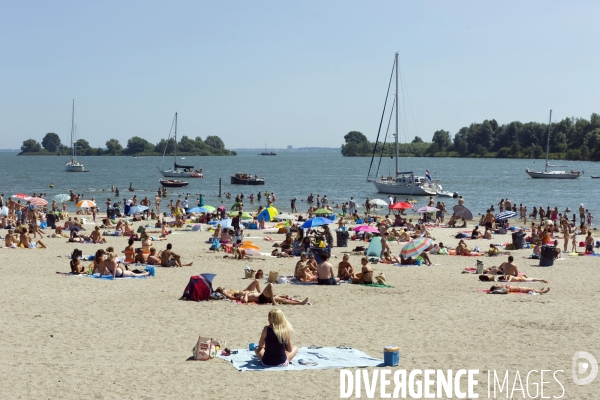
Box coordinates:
[218,178,222,197]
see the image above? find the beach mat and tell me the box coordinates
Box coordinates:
[356,283,394,288]
[56,272,148,279]
[217,346,383,371]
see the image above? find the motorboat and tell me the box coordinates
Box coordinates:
[159,179,189,188]
[525,110,581,179]
[231,173,265,185]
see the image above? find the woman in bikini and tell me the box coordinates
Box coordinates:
[254,309,298,367]
[488,284,550,294]
[70,249,85,274]
[104,252,149,278]
[241,283,308,305]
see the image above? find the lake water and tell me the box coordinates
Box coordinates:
[1,151,597,220]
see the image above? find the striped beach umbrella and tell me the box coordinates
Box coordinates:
[495,211,517,221]
[12,193,32,200]
[401,237,434,258]
[29,197,48,207]
[76,200,96,208]
[53,194,71,203]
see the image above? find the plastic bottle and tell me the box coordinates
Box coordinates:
[88,266,93,275]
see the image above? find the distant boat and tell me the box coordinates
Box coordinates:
[65,100,85,172]
[159,113,197,178]
[159,179,189,187]
[525,110,581,179]
[591,176,600,179]
[259,143,277,156]
[231,173,265,185]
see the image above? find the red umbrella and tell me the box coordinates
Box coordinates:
[29,197,48,207]
[389,202,413,210]
[12,193,32,200]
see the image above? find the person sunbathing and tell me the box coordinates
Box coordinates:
[20,227,47,248]
[215,277,262,300]
[104,252,149,278]
[488,284,550,294]
[5,229,16,248]
[337,254,356,280]
[146,247,161,265]
[483,228,492,239]
[133,248,147,263]
[89,226,107,244]
[70,249,85,274]
[352,257,374,284]
[381,250,400,264]
[294,254,308,278]
[455,240,471,255]
[488,244,499,256]
[254,309,298,367]
[141,232,153,253]
[91,249,107,274]
[479,275,547,283]
[240,283,309,305]
[498,255,518,276]
[160,243,192,267]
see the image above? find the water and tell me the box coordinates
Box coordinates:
[1,152,597,219]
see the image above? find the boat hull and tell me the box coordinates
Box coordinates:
[525,169,580,179]
[66,162,85,172]
[159,179,189,187]
[231,175,265,185]
[160,170,193,178]
[372,180,437,196]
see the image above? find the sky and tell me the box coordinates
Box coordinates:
[1,1,599,150]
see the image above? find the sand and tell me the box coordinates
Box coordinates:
[1,218,600,399]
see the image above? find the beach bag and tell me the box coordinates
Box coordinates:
[374,273,387,285]
[209,238,221,251]
[181,275,212,302]
[268,271,279,283]
[193,336,216,361]
[579,241,585,247]
[244,266,255,279]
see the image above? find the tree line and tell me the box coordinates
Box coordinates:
[19,133,236,156]
[341,113,600,161]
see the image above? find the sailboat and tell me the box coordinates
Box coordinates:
[259,143,276,156]
[65,100,85,172]
[159,112,196,178]
[525,110,581,179]
[367,53,457,197]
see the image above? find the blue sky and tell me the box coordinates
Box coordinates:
[1,1,598,150]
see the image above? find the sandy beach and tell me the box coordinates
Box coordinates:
[2,216,599,399]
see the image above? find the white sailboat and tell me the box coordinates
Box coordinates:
[159,112,195,178]
[65,100,85,172]
[368,53,457,197]
[525,110,581,179]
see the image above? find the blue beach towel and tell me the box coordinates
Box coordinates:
[217,346,383,372]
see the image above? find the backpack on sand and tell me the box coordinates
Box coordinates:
[181,275,213,302]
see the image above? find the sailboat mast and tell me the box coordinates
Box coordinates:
[394,52,399,176]
[545,110,552,173]
[71,100,75,161]
[174,112,178,168]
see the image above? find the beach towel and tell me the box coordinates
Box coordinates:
[217,346,383,371]
[288,278,344,286]
[478,289,539,295]
[56,272,148,279]
[355,283,393,288]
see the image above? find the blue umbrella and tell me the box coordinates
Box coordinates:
[128,205,148,214]
[301,217,333,229]
[54,194,70,203]
[495,211,517,221]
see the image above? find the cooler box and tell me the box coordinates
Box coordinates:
[384,347,400,367]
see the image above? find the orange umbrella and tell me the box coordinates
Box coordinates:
[76,200,96,208]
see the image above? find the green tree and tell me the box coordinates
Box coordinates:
[155,138,176,154]
[75,139,91,150]
[21,139,42,153]
[41,132,61,152]
[205,135,225,149]
[105,139,123,155]
[126,136,153,154]
[411,136,423,143]
[431,130,451,150]
[344,131,368,144]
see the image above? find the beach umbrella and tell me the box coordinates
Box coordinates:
[389,202,413,210]
[129,205,148,214]
[415,206,438,213]
[219,218,233,229]
[200,273,217,284]
[29,197,48,207]
[312,208,333,215]
[495,211,517,221]
[228,211,253,219]
[275,213,296,220]
[453,205,473,221]
[12,193,31,200]
[53,194,70,203]
[230,202,240,211]
[76,200,96,208]
[354,225,380,234]
[188,206,212,213]
[257,206,278,221]
[369,199,388,207]
[301,217,333,229]
[401,237,434,258]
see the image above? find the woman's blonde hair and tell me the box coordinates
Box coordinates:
[269,309,293,344]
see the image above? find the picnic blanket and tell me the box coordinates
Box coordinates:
[56,272,149,279]
[217,346,383,371]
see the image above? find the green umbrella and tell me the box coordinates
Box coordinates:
[313,208,333,215]
[200,205,216,212]
[228,211,253,219]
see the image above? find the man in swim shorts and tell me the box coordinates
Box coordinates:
[585,231,594,253]
[160,243,193,267]
[498,255,518,276]
[316,252,339,285]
